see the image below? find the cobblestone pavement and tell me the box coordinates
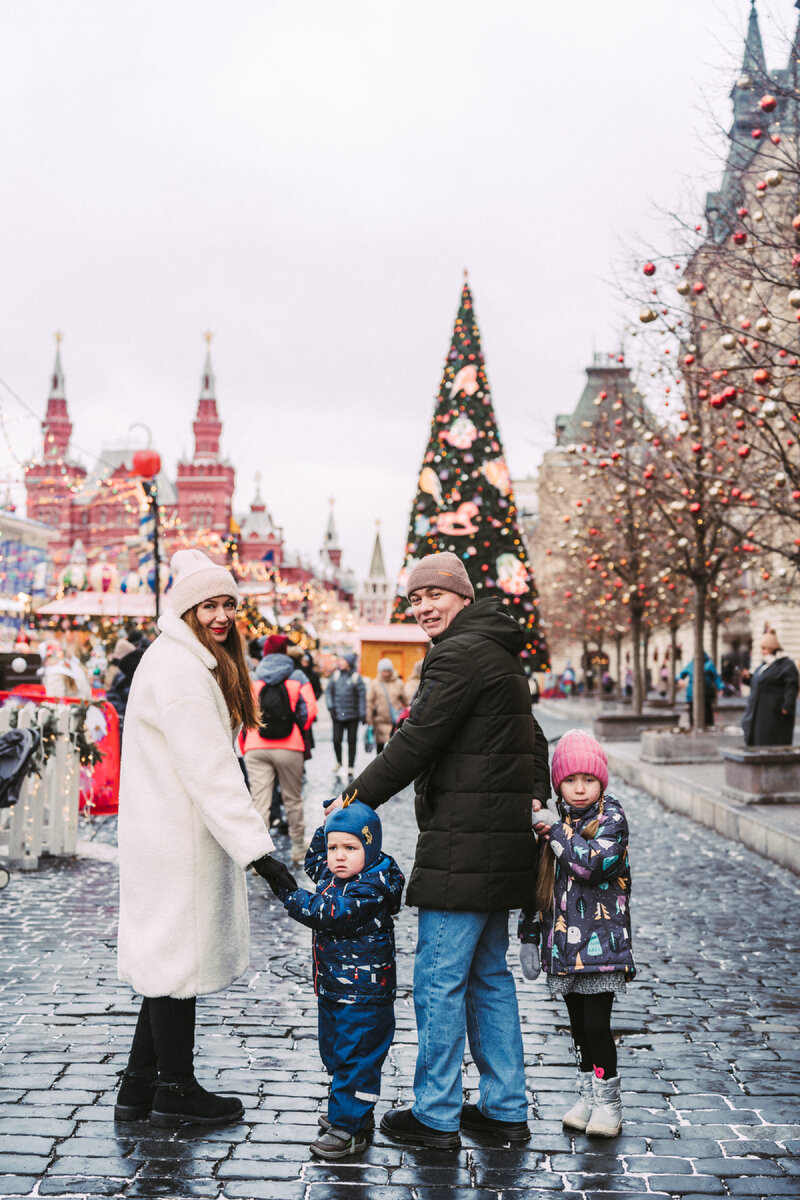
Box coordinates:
[1,711,799,1199]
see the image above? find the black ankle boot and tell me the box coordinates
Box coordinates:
[149,1077,245,1128]
[114,1068,158,1121]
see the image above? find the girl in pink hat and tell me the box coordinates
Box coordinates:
[518,728,635,1138]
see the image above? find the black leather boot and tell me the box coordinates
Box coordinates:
[149,1077,245,1128]
[114,1068,158,1121]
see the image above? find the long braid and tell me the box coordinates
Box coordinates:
[534,793,605,914]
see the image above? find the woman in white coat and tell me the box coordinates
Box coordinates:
[115,549,278,1128]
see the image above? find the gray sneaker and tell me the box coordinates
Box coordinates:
[309,1126,367,1160]
[318,1111,374,1132]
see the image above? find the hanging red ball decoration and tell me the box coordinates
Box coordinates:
[759,95,777,112]
[643,262,656,276]
[132,449,161,478]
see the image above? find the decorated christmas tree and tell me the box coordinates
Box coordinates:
[392,275,548,668]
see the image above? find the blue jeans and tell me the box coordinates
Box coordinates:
[412,909,527,1132]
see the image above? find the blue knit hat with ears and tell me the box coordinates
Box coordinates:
[326,797,382,869]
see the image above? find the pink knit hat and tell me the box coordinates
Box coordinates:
[551,729,608,794]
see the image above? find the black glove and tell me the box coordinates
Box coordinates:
[251,855,297,900]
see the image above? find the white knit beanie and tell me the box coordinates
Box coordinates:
[168,549,239,616]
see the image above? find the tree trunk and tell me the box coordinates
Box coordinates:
[669,623,679,706]
[642,627,650,699]
[615,633,623,701]
[709,611,719,670]
[631,605,644,716]
[692,580,707,730]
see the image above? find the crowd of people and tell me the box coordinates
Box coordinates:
[5,545,797,1163]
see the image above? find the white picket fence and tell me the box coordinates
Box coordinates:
[0,701,82,869]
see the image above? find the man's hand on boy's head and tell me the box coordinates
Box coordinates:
[323,795,345,819]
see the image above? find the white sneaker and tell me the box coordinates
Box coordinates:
[562,1071,594,1131]
[585,1073,622,1137]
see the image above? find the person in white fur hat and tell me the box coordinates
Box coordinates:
[116,548,279,1129]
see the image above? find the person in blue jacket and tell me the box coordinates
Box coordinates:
[256,796,404,1160]
[326,654,367,781]
[519,729,635,1140]
[677,652,722,727]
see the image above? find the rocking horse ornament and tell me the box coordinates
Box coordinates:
[435,501,480,536]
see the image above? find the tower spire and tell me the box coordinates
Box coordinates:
[192,334,221,460]
[368,522,387,579]
[42,333,72,460]
[741,1,767,81]
[322,498,342,568]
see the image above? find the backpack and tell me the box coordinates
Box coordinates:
[258,680,296,740]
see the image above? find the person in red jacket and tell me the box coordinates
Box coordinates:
[241,635,317,866]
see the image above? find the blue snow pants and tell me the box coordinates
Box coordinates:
[318,997,395,1134]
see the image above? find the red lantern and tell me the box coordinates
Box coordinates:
[132,449,162,478]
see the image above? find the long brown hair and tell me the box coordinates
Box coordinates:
[183,607,258,730]
[535,794,605,915]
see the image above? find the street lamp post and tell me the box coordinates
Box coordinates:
[131,442,162,619]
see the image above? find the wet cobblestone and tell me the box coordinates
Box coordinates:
[1,712,799,1198]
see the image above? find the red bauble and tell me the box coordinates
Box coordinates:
[692,281,705,294]
[759,95,777,112]
[132,449,161,478]
[732,231,747,245]
[738,446,750,458]
[643,262,656,276]
[751,128,762,139]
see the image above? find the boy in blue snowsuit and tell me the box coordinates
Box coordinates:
[257,797,404,1160]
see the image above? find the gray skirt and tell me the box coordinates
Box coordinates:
[547,972,628,999]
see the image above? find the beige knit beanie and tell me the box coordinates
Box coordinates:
[168,549,239,616]
[406,551,475,601]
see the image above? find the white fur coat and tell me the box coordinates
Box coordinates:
[117,610,273,998]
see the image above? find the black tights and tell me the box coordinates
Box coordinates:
[565,992,617,1078]
[127,996,196,1082]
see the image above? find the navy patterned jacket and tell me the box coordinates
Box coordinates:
[282,825,405,1006]
[519,792,635,980]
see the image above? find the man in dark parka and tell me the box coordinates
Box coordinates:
[330,552,550,1148]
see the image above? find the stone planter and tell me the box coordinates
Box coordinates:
[640,727,743,764]
[592,711,680,742]
[721,745,800,803]
[716,697,747,723]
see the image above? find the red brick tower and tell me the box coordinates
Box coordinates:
[175,336,235,548]
[24,335,87,561]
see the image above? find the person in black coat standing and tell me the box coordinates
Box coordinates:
[327,552,550,1150]
[741,629,799,746]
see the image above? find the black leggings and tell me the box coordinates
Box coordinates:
[127,996,196,1082]
[565,992,617,1078]
[332,718,359,769]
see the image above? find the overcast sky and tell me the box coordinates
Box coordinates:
[1,1,797,581]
